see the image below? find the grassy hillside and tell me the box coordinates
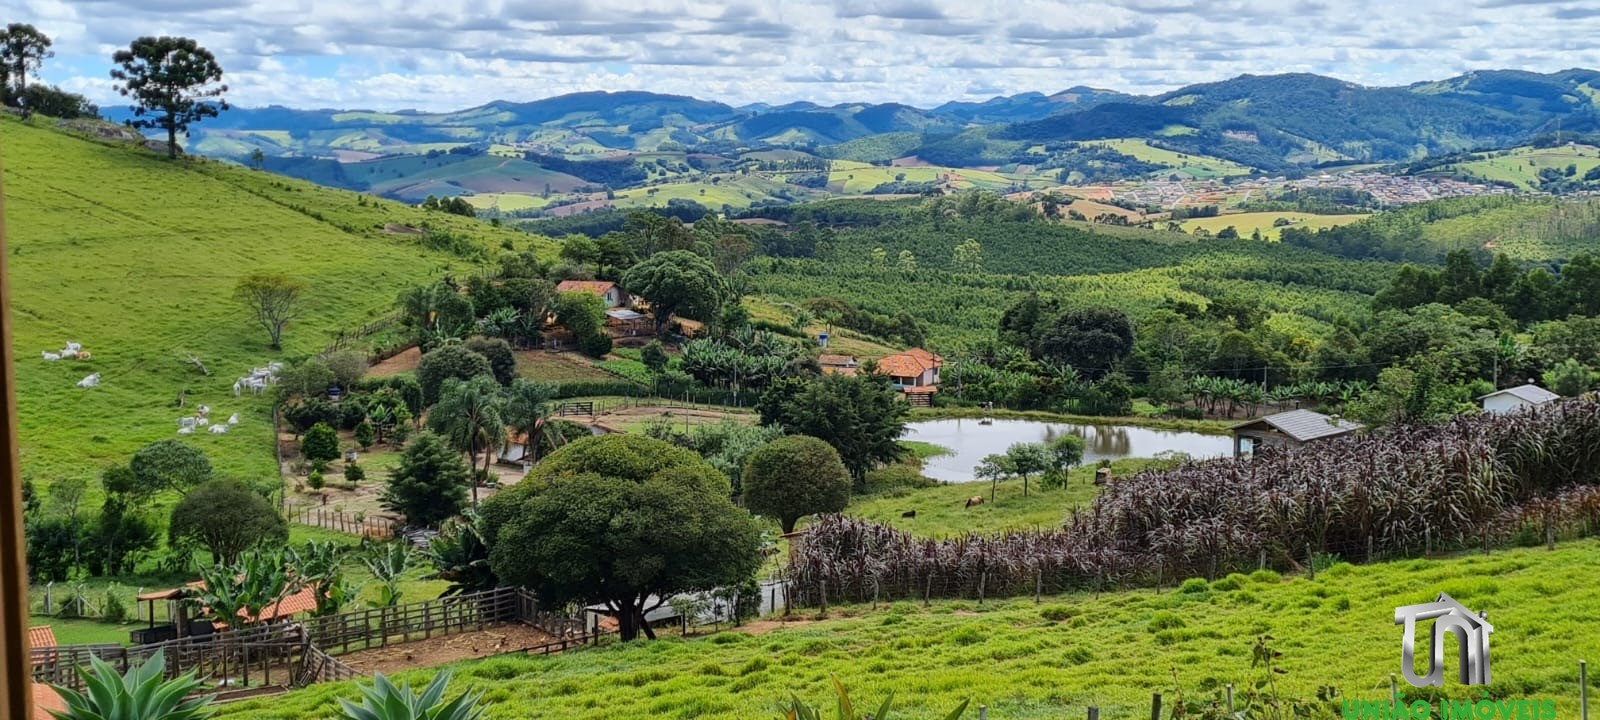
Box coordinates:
[220,540,1600,720]
[1089,139,1257,179]
[1,117,543,492]
[1434,144,1600,190]
[1182,211,1370,240]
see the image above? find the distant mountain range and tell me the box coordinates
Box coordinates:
[103,69,1600,207]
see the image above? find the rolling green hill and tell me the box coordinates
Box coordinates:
[218,540,1600,720]
[0,116,544,491]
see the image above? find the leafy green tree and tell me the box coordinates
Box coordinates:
[480,435,761,641]
[111,36,228,158]
[301,422,341,463]
[380,431,470,527]
[1373,264,1440,310]
[559,235,601,272]
[896,249,918,272]
[641,340,669,375]
[354,421,376,450]
[49,649,216,720]
[324,350,369,390]
[1561,253,1600,317]
[554,289,610,356]
[48,475,89,572]
[1004,442,1050,497]
[998,294,1059,352]
[334,671,484,720]
[128,439,212,498]
[168,480,286,566]
[1543,358,1594,397]
[503,378,558,465]
[465,336,517,385]
[1510,269,1563,325]
[1436,250,1482,305]
[95,492,158,576]
[952,238,983,273]
[416,344,493,405]
[742,435,850,533]
[1043,434,1086,489]
[622,250,724,334]
[1482,253,1520,303]
[0,23,52,106]
[233,272,303,348]
[758,375,907,488]
[1036,307,1135,378]
[974,453,1013,504]
[17,84,97,119]
[427,375,507,505]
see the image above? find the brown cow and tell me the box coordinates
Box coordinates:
[964,496,984,508]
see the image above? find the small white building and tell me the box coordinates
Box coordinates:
[1479,383,1561,415]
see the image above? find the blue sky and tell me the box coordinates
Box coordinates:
[10,0,1600,111]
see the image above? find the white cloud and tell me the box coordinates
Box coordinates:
[11,0,1600,110]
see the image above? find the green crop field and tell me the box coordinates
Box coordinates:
[1182,212,1371,240]
[219,540,1600,720]
[1088,139,1258,179]
[0,117,542,495]
[464,193,554,212]
[1439,145,1600,190]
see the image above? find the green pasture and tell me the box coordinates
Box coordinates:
[1182,212,1370,240]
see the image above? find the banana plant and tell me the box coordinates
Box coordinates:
[334,670,484,720]
[779,677,969,720]
[49,649,215,720]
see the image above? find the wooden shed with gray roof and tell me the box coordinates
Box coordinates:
[1229,409,1364,457]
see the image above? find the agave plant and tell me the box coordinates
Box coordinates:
[334,671,484,720]
[50,649,215,720]
[779,677,969,720]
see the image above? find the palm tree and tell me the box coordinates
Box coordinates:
[503,378,558,466]
[427,375,507,505]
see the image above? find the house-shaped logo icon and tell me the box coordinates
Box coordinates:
[1394,592,1494,687]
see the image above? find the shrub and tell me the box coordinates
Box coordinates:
[1178,578,1210,594]
[1148,611,1186,631]
[466,336,517,385]
[306,469,325,490]
[417,345,494,405]
[380,431,470,528]
[743,435,851,534]
[344,463,365,485]
[333,671,483,720]
[355,422,375,450]
[1250,569,1282,583]
[168,480,288,566]
[1210,576,1242,591]
[577,330,613,358]
[302,422,340,463]
[102,583,128,623]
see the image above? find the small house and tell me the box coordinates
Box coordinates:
[1479,383,1560,415]
[875,348,943,391]
[556,280,630,309]
[1229,409,1363,457]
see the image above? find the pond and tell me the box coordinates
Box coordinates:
[905,418,1233,483]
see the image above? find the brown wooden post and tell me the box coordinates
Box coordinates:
[1088,707,1099,720]
[1151,692,1162,720]
[0,170,38,720]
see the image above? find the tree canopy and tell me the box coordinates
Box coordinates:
[168,480,286,566]
[480,434,761,641]
[758,374,907,487]
[110,36,228,158]
[622,250,724,334]
[234,272,303,349]
[416,345,494,405]
[380,432,471,528]
[742,435,851,533]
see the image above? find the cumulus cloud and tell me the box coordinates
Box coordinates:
[10,0,1600,110]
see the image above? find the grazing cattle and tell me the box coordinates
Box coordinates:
[177,417,198,429]
[901,510,917,519]
[41,352,60,361]
[76,373,101,389]
[964,496,984,508]
[195,404,210,418]
[195,417,209,427]
[75,351,92,361]
[208,424,228,434]
[227,413,240,425]
[177,426,194,435]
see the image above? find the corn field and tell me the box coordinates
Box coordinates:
[791,400,1600,604]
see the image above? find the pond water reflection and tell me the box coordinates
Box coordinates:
[905,418,1232,483]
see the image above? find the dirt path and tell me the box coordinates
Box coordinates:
[335,624,558,675]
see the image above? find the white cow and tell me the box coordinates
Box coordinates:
[177,426,194,435]
[178,417,198,429]
[227,413,240,425]
[208,424,228,434]
[41,352,60,361]
[195,417,209,427]
[77,373,101,389]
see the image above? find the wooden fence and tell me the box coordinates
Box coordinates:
[32,587,580,695]
[290,507,396,539]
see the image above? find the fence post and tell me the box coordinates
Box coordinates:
[978,705,987,720]
[44,581,52,614]
[1151,692,1162,720]
[1226,684,1234,713]
[1307,544,1316,580]
[1088,706,1099,720]
[1367,535,1374,562]
[1390,674,1398,708]
[1548,516,1556,551]
[1581,660,1589,720]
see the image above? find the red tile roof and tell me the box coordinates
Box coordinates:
[556,280,618,296]
[27,625,56,650]
[33,683,66,719]
[876,349,940,379]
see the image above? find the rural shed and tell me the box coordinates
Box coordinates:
[1479,383,1560,415]
[1229,409,1363,457]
